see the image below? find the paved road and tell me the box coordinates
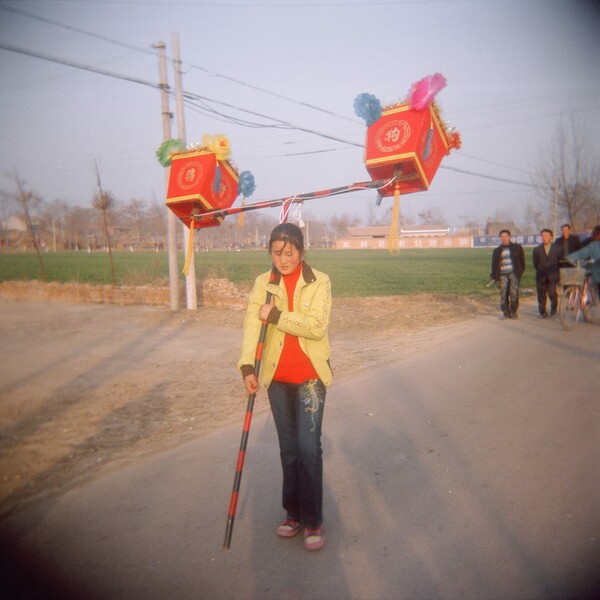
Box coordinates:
[1,306,599,599]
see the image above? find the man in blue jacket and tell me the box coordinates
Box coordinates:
[568,225,600,299]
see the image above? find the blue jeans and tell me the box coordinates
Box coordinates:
[499,273,520,315]
[267,379,326,528]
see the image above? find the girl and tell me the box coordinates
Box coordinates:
[238,223,332,551]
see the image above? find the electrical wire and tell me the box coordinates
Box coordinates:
[0,4,157,57]
[0,41,160,90]
[178,90,363,145]
[0,3,356,124]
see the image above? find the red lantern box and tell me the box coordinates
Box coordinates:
[166,149,239,229]
[364,102,449,197]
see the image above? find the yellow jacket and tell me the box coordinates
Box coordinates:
[238,263,333,388]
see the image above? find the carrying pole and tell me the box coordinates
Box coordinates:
[223,202,295,550]
[223,266,276,550]
[194,178,392,226]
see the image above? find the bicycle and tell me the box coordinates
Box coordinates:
[558,259,597,330]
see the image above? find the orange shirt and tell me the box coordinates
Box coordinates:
[273,263,320,384]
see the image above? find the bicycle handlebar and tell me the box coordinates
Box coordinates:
[564,258,595,267]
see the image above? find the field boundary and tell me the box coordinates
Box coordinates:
[0,279,248,309]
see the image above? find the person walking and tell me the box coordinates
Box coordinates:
[238,223,332,551]
[490,229,525,319]
[533,228,561,317]
[554,223,581,266]
[567,225,600,298]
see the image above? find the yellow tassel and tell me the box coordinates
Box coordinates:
[182,225,195,275]
[237,200,246,228]
[388,185,400,254]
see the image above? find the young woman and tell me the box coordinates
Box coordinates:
[238,223,332,551]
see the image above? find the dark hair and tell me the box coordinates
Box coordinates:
[269,223,304,253]
[541,228,553,237]
[593,225,600,239]
[499,229,511,237]
[561,224,571,230]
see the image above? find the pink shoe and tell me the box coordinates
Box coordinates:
[277,519,302,538]
[303,527,325,551]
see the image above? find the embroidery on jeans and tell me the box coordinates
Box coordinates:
[302,379,323,432]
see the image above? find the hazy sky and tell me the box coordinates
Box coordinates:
[1,0,599,229]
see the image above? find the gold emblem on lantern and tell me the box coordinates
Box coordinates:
[177,161,204,191]
[375,120,411,153]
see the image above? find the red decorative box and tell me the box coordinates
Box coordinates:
[364,103,449,197]
[166,150,239,229]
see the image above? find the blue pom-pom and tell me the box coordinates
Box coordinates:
[353,93,382,126]
[238,170,256,198]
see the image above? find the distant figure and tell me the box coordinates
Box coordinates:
[490,229,525,319]
[533,228,561,318]
[554,223,581,266]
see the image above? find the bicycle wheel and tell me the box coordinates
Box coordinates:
[559,286,581,330]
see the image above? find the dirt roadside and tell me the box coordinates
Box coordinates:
[0,282,499,518]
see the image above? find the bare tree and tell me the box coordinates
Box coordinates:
[578,174,600,230]
[64,206,94,250]
[418,207,447,225]
[0,188,16,243]
[41,199,70,252]
[523,202,545,233]
[93,163,117,285]
[459,214,483,235]
[121,198,146,247]
[367,202,392,227]
[329,213,361,238]
[146,200,167,250]
[10,173,47,279]
[491,208,517,224]
[533,116,600,231]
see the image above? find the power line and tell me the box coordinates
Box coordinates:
[458,152,532,175]
[179,90,363,146]
[0,4,157,56]
[440,166,540,189]
[187,65,356,124]
[0,42,160,90]
[0,3,356,124]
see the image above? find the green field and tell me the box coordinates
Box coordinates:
[0,249,537,297]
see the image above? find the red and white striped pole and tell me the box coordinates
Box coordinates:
[223,203,293,549]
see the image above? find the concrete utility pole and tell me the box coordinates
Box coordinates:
[155,41,180,311]
[172,33,197,310]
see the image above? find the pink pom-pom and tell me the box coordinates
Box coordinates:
[408,73,447,110]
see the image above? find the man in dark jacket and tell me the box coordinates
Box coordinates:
[554,223,581,266]
[533,228,561,317]
[490,229,525,319]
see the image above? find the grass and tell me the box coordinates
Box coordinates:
[0,251,170,286]
[0,248,537,298]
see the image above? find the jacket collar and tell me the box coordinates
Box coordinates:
[271,262,316,286]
